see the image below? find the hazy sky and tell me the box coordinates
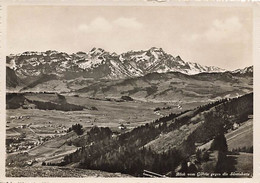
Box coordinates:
[7,6,252,70]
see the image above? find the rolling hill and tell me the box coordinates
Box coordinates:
[75,71,252,102]
[9,70,252,103]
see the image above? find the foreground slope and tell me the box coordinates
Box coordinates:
[41,93,252,177]
[226,119,253,151]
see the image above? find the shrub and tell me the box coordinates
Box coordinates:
[67,123,84,135]
[154,107,161,112]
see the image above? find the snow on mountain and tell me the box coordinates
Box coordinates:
[7,47,227,80]
[232,66,253,75]
[119,47,226,75]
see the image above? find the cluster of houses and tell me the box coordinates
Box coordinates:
[7,124,67,154]
[41,121,68,133]
[18,123,32,129]
[7,139,36,153]
[154,111,163,117]
[7,114,72,153]
[10,115,30,120]
[6,134,58,154]
[6,114,73,155]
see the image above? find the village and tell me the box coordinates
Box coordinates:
[6,114,69,154]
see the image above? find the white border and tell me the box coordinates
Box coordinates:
[0,1,259,183]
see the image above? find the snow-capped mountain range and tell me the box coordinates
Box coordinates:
[232,66,253,75]
[6,47,227,80]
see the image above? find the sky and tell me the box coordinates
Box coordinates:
[7,6,252,70]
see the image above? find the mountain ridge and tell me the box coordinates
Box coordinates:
[7,47,227,81]
[6,48,253,100]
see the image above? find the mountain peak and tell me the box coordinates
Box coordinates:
[148,47,164,52]
[232,66,253,75]
[175,55,183,61]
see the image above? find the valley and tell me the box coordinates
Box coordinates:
[6,92,253,177]
[5,48,254,178]
[6,92,202,167]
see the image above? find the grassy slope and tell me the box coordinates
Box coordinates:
[225,119,253,151]
[197,119,253,151]
[226,152,253,176]
[225,119,253,175]
[144,122,201,153]
[234,153,253,173]
[144,93,253,155]
[143,105,213,153]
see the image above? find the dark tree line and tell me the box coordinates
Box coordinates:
[62,143,183,176]
[30,100,84,111]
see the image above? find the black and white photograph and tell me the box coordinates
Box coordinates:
[2,1,258,180]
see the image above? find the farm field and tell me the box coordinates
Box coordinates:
[7,93,205,135]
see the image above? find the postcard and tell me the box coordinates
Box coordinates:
[1,1,259,182]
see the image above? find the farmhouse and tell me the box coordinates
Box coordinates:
[232,123,239,130]
[118,124,126,130]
